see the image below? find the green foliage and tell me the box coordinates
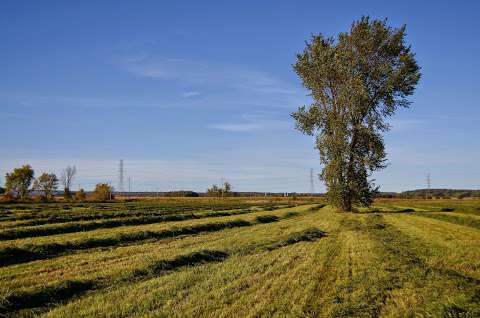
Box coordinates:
[0,187,4,195]
[292,17,420,211]
[92,183,114,201]
[5,165,35,199]
[33,173,59,201]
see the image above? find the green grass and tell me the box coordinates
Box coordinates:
[0,198,478,317]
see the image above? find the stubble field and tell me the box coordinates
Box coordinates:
[0,197,479,317]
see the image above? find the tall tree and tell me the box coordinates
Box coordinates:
[5,165,35,199]
[292,17,420,211]
[33,173,59,201]
[60,166,76,200]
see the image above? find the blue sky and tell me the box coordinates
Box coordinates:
[1,0,479,192]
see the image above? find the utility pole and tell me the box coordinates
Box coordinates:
[309,168,315,195]
[221,177,224,197]
[118,159,125,193]
[426,173,431,199]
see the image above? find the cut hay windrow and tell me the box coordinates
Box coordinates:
[0,209,255,240]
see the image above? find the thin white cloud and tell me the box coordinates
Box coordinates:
[182,91,201,98]
[0,151,322,193]
[388,118,425,131]
[114,54,309,109]
[117,56,286,89]
[208,111,292,132]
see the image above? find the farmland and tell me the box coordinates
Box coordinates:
[0,198,479,317]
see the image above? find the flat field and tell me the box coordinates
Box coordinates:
[0,198,479,317]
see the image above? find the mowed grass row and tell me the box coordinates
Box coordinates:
[0,208,260,240]
[0,205,320,267]
[373,199,480,215]
[0,203,297,232]
[0,204,327,315]
[1,200,478,317]
[0,199,300,222]
[0,204,291,228]
[36,206,480,317]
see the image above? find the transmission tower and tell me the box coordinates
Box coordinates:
[118,159,124,192]
[309,168,315,195]
[426,173,431,199]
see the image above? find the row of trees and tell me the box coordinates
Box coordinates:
[2,165,114,202]
[206,181,232,197]
[4,165,77,200]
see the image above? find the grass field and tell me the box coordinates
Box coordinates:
[0,198,479,317]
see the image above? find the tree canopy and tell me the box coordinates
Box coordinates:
[292,17,420,211]
[93,183,114,201]
[5,165,35,199]
[33,173,59,201]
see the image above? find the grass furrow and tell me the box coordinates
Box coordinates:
[412,212,480,230]
[1,225,327,316]
[0,209,254,240]
[0,219,252,267]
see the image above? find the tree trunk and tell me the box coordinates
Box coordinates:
[343,126,358,212]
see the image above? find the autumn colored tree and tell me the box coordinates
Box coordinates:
[75,188,87,201]
[5,165,35,199]
[33,173,59,201]
[92,183,114,201]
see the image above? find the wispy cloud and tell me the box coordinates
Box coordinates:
[208,111,291,132]
[0,150,321,193]
[388,118,425,131]
[115,54,309,109]
[182,91,201,98]
[117,56,285,89]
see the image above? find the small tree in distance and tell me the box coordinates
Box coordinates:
[5,165,35,200]
[33,173,59,201]
[60,166,76,201]
[75,188,87,201]
[92,183,114,201]
[292,17,420,211]
[206,181,233,197]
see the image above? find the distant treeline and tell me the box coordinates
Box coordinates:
[114,191,324,198]
[115,189,479,199]
[377,189,480,199]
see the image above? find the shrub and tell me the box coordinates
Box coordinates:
[0,192,16,203]
[92,183,114,201]
[75,189,87,201]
